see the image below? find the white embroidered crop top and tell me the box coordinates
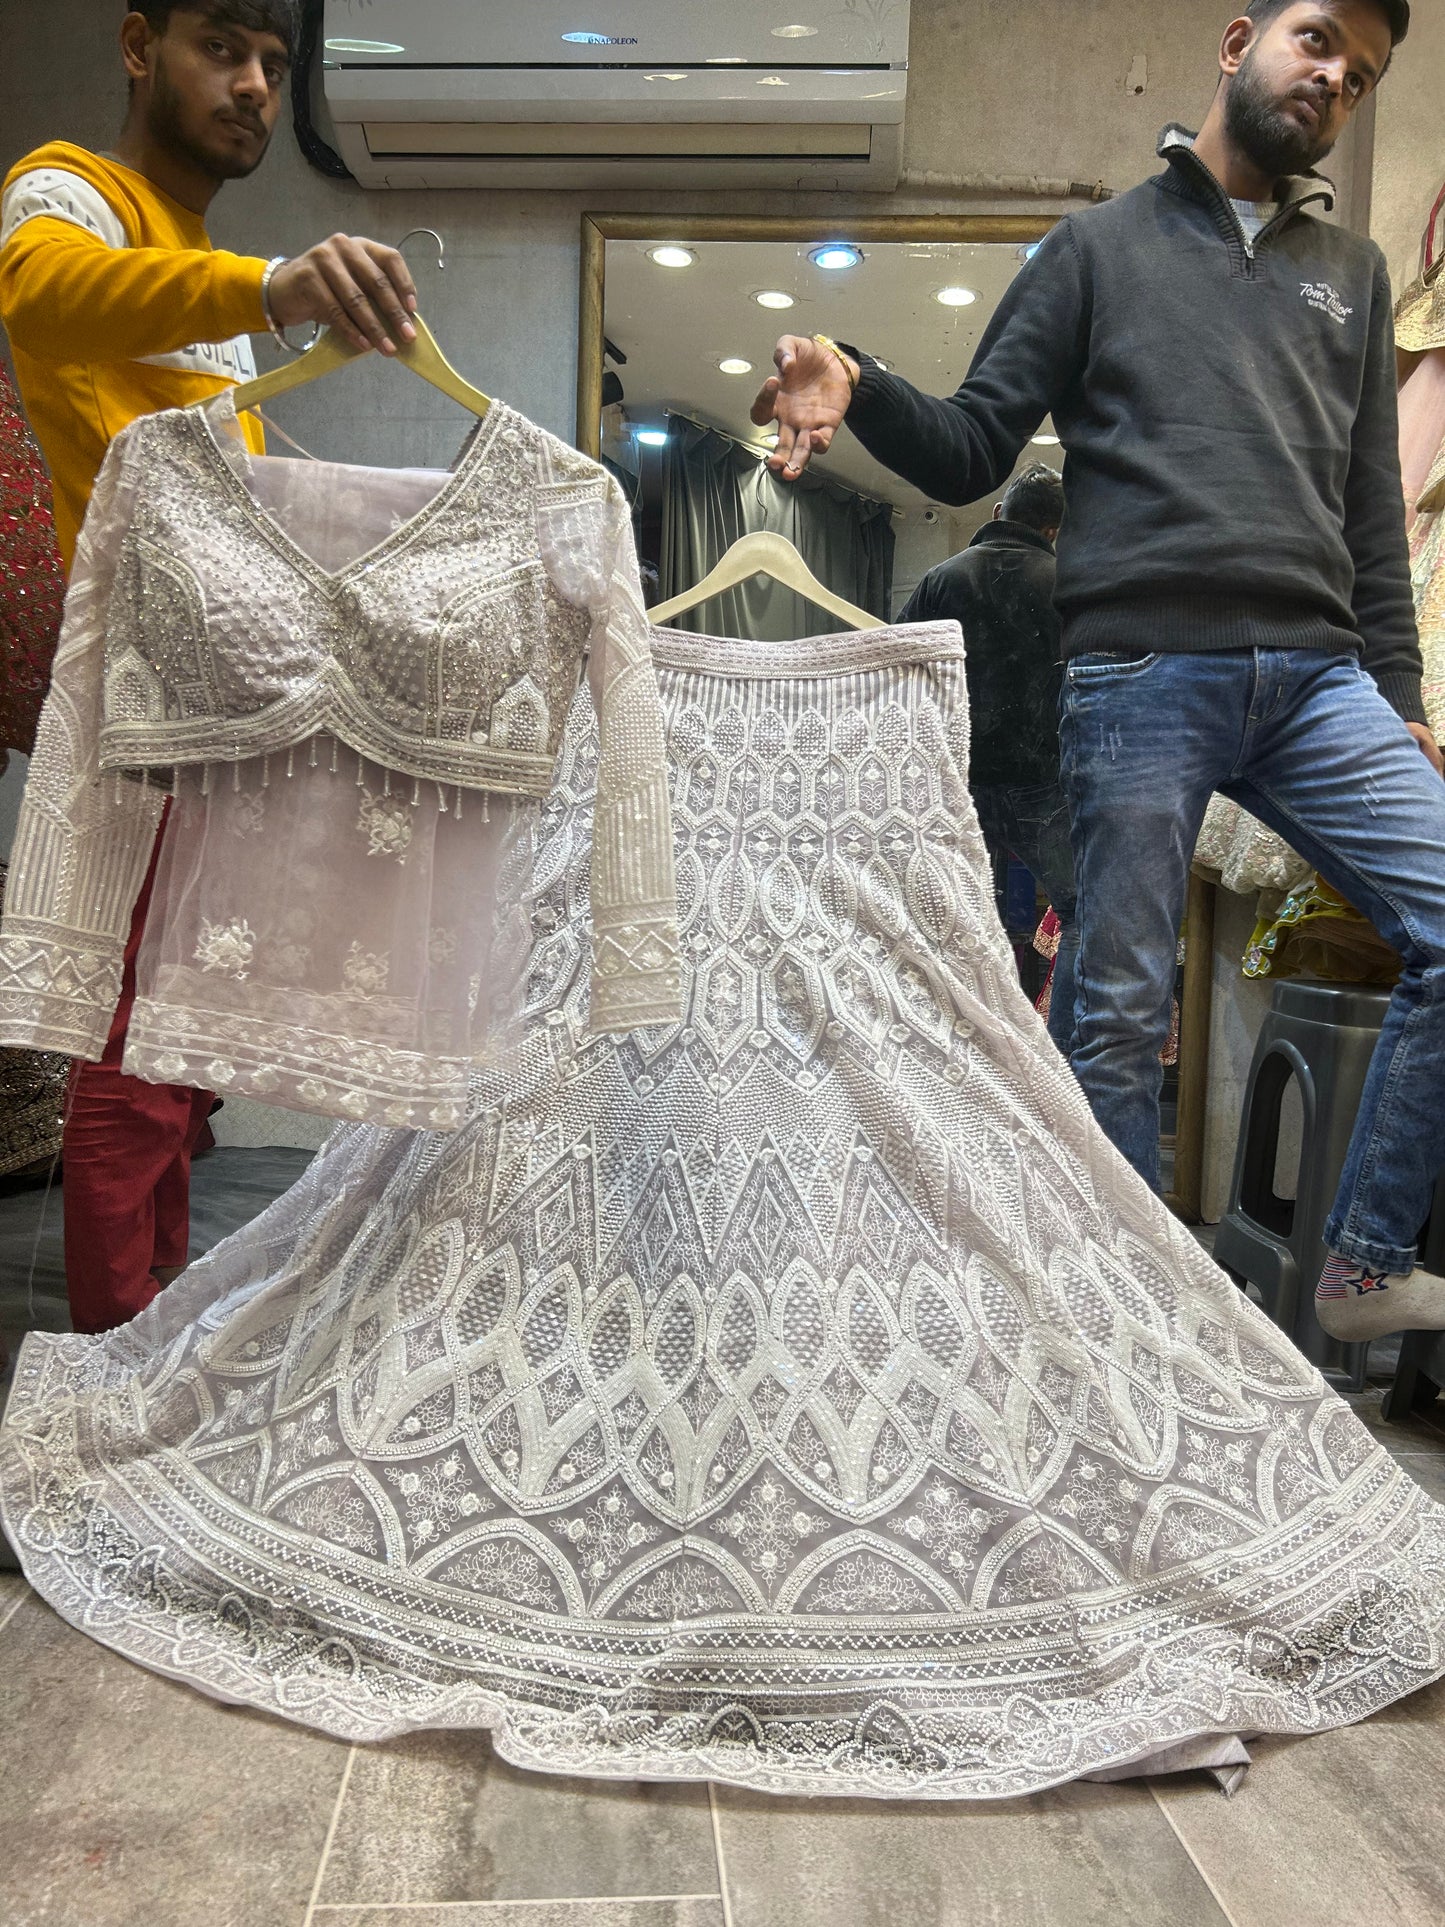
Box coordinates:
[0,394,682,1059]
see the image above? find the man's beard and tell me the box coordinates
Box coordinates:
[148,51,271,182]
[1223,49,1335,182]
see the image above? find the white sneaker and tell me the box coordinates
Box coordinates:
[1315,1258,1445,1344]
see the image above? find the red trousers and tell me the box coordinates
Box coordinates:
[63,810,214,1335]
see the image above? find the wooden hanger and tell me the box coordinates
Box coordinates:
[649,530,880,630]
[225,314,492,418]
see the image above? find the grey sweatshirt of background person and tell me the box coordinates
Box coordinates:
[841,126,1425,725]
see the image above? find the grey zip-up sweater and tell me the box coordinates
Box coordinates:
[843,127,1424,724]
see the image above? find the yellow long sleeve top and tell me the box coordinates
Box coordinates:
[0,141,268,568]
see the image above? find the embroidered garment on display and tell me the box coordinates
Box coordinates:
[0,860,64,1177]
[0,393,681,1127]
[3,621,1444,1797]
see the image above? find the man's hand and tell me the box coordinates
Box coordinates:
[750,334,857,480]
[1407,721,1444,776]
[267,236,418,355]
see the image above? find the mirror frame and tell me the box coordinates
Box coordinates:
[576,211,1216,1225]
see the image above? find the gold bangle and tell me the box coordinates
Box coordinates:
[812,333,858,394]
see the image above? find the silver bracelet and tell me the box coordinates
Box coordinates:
[260,254,319,357]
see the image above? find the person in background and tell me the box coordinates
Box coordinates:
[0,0,419,1334]
[751,0,1445,1345]
[898,464,1077,1056]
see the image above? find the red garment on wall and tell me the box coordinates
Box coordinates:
[0,360,64,755]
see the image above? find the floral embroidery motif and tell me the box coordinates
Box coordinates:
[890,1479,998,1575]
[276,1482,379,1555]
[342,942,390,999]
[718,1476,827,1583]
[229,790,266,838]
[356,787,414,864]
[267,939,312,977]
[444,1539,560,1609]
[807,1554,933,1615]
[386,1454,489,1546]
[559,1487,661,1594]
[193,916,256,980]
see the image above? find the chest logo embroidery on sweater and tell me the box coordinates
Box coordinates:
[1299,281,1353,326]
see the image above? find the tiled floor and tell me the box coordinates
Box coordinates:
[4,1165,1445,1924]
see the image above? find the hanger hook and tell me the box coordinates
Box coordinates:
[399,227,445,272]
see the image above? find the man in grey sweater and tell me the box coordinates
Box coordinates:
[753,0,1445,1344]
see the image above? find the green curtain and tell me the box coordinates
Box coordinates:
[658,417,895,639]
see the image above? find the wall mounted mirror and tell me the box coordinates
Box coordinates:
[578,215,1056,635]
[576,214,1214,1220]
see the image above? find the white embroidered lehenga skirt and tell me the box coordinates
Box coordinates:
[3,619,1445,1799]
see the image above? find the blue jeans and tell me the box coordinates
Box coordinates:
[973,779,1080,1058]
[1060,647,1445,1274]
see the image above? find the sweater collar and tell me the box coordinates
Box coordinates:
[1156,124,1335,226]
[969,519,1056,556]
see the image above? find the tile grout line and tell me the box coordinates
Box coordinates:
[0,1580,30,1640]
[303,1743,357,1927]
[1149,1784,1245,1927]
[707,1782,737,1927]
[311,1900,726,1915]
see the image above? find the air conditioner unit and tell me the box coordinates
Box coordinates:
[320,1,908,190]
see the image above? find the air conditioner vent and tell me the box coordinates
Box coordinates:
[363,122,873,161]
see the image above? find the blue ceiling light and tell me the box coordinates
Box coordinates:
[635,428,669,447]
[810,243,863,272]
[563,30,625,45]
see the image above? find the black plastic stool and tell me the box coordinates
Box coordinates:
[1213,979,1391,1389]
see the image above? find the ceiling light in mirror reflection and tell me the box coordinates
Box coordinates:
[635,429,669,447]
[934,286,978,307]
[649,246,697,269]
[757,76,790,85]
[325,37,404,53]
[810,245,862,271]
[707,56,747,63]
[603,240,1048,517]
[645,72,688,81]
[719,358,754,375]
[773,23,820,35]
[754,291,795,309]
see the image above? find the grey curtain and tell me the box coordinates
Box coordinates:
[659,417,895,639]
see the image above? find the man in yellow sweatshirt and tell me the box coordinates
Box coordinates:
[0,1,419,1333]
